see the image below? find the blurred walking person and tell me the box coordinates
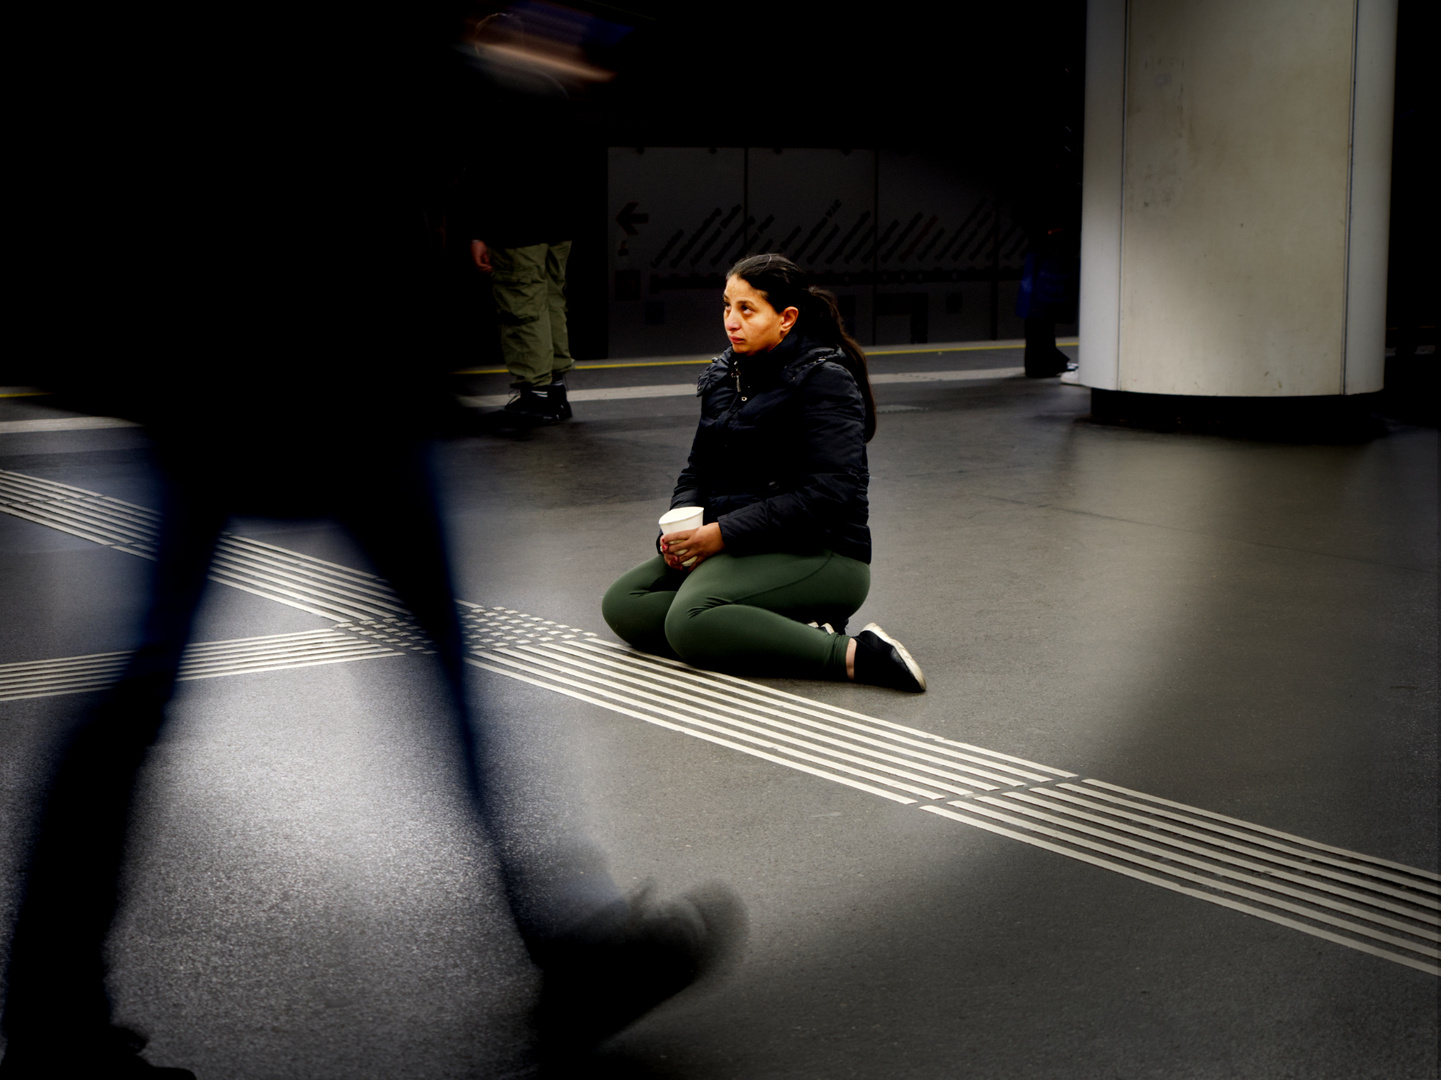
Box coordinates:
[1,6,742,1076]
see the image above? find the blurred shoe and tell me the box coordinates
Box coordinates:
[852,622,926,692]
[0,1026,195,1079]
[532,882,747,1063]
[1024,347,1075,378]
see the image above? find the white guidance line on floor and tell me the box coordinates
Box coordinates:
[457,366,1027,409]
[1,468,1436,975]
[0,416,141,434]
[3,364,1034,432]
[0,629,404,702]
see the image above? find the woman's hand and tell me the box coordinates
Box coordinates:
[660,522,725,570]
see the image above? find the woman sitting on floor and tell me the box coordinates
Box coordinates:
[601,253,925,692]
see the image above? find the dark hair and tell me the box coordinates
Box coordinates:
[727,253,877,442]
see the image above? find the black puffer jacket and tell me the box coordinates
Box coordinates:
[670,332,871,563]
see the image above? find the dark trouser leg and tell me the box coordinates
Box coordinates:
[337,443,621,951]
[2,471,226,1049]
[1023,315,1069,377]
[490,244,552,388]
[544,241,573,381]
[339,444,468,701]
[343,474,748,1060]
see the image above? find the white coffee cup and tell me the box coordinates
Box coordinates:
[658,506,706,567]
[658,506,705,534]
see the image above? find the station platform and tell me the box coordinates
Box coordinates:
[0,342,1436,1079]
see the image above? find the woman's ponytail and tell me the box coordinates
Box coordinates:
[802,284,877,442]
[727,253,878,442]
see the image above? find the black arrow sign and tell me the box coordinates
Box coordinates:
[615,201,649,235]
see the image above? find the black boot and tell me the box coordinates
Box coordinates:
[501,383,565,426]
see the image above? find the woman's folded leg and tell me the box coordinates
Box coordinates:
[663,550,869,679]
[601,555,687,659]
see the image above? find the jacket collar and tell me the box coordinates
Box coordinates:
[719,333,838,385]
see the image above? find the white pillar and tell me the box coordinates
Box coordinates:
[1078,0,1397,398]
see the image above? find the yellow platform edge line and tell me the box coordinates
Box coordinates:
[3,341,1081,392]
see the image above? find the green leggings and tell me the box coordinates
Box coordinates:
[601,550,870,679]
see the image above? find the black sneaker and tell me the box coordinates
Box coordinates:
[852,623,927,692]
[532,883,747,1064]
[502,384,565,426]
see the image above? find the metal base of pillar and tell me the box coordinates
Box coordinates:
[1088,389,1388,442]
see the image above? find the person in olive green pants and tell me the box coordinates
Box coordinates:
[472,239,575,422]
[602,549,871,679]
[489,241,573,385]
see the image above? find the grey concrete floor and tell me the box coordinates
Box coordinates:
[0,346,1437,1079]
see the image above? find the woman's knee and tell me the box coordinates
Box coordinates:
[603,559,682,656]
[602,579,651,641]
[664,600,760,669]
[662,601,713,664]
[599,577,632,639]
